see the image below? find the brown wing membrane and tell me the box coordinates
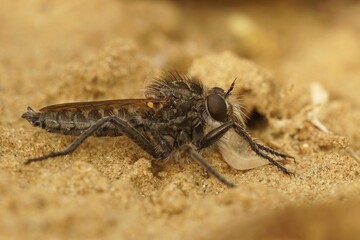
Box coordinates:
[40,99,167,112]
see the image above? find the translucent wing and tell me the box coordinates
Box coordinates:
[40,99,166,112]
[217,129,270,170]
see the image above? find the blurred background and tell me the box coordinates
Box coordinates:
[1,0,360,118]
[0,0,359,239]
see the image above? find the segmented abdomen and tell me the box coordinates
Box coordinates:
[24,107,127,136]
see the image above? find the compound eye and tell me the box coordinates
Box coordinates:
[206,94,227,122]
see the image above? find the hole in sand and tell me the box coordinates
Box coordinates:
[246,109,269,131]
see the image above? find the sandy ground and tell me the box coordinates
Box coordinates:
[1,1,360,239]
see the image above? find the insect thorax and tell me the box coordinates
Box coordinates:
[144,74,208,147]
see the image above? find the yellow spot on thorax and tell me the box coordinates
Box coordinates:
[146,102,163,112]
[147,102,154,108]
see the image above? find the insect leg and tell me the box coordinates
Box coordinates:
[256,143,294,160]
[182,145,235,188]
[25,116,113,164]
[233,122,294,176]
[146,127,173,158]
[25,116,159,164]
[197,121,233,149]
[198,121,293,175]
[144,127,174,176]
[107,117,160,158]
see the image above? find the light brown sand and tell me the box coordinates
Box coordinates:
[0,1,359,239]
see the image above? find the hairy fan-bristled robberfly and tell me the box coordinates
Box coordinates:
[22,72,294,187]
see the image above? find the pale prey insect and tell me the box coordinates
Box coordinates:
[22,73,294,187]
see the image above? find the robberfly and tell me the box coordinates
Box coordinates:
[22,73,294,187]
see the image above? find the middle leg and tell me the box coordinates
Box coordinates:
[182,144,235,188]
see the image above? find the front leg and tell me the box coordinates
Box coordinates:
[197,121,233,149]
[198,121,293,175]
[233,122,294,175]
[256,143,294,160]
